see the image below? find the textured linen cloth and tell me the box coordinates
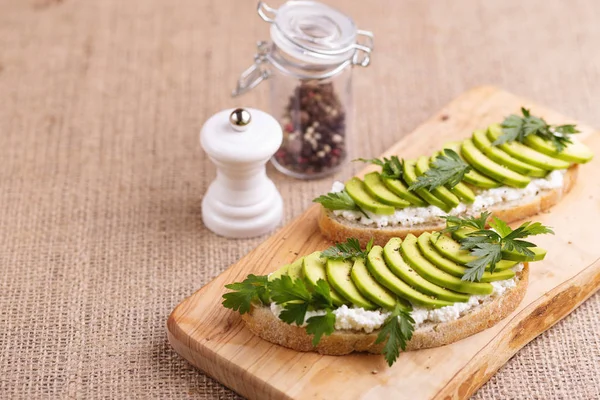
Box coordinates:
[0,0,599,398]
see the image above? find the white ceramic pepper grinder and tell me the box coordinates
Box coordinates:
[200,108,283,238]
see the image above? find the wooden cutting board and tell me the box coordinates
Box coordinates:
[167,86,600,400]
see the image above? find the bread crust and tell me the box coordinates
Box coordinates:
[318,165,578,247]
[242,265,529,355]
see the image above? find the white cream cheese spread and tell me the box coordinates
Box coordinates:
[270,264,523,332]
[330,170,566,227]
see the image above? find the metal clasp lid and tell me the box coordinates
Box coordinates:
[231,41,272,97]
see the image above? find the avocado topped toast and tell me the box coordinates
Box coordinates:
[222,214,552,366]
[314,109,592,246]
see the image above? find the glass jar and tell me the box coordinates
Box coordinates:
[233,1,374,180]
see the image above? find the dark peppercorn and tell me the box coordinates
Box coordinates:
[273,81,347,177]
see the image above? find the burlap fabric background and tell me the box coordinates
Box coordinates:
[1,0,599,398]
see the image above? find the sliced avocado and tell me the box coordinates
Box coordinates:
[326,259,377,310]
[302,252,347,307]
[379,240,466,304]
[430,153,475,203]
[452,228,547,262]
[524,135,593,164]
[487,125,571,170]
[363,172,410,208]
[401,234,493,295]
[286,258,305,280]
[430,233,518,271]
[381,177,428,207]
[403,160,452,212]
[345,177,395,215]
[350,258,398,310]
[462,139,531,188]
[415,156,460,208]
[417,232,515,282]
[472,129,548,177]
[442,141,502,189]
[268,264,290,282]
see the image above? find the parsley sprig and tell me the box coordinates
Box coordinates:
[443,215,554,282]
[440,211,491,235]
[493,107,579,152]
[375,303,415,366]
[313,191,368,218]
[222,274,269,314]
[223,273,337,346]
[408,149,472,191]
[320,238,374,261]
[355,156,403,179]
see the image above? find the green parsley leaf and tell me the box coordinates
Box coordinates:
[312,191,368,218]
[488,216,512,237]
[408,149,471,191]
[268,275,311,305]
[464,242,503,281]
[305,309,335,346]
[278,301,309,325]
[355,156,404,179]
[440,211,491,235]
[375,303,415,367]
[456,215,554,282]
[493,108,580,152]
[222,274,269,314]
[320,238,374,261]
[311,279,333,310]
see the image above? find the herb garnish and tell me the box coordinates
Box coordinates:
[442,215,554,282]
[312,191,368,218]
[440,211,491,235]
[320,237,374,261]
[408,149,472,191]
[493,107,579,152]
[223,274,337,345]
[375,303,415,366]
[222,274,269,314]
[355,156,403,179]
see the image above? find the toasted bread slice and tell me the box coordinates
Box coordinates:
[241,265,528,355]
[318,166,578,247]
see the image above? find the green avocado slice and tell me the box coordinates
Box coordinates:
[451,227,547,262]
[345,177,395,215]
[363,172,410,208]
[417,232,515,282]
[442,141,502,189]
[524,135,593,164]
[401,235,493,295]
[487,125,571,170]
[379,239,469,302]
[350,258,398,310]
[286,258,305,280]
[403,160,452,212]
[268,264,290,282]
[415,156,460,208]
[430,233,518,271]
[380,177,428,207]
[326,259,377,310]
[472,129,548,177]
[462,139,531,188]
[368,244,454,308]
[302,252,347,307]
[430,153,475,203]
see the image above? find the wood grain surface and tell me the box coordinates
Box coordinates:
[167,87,600,400]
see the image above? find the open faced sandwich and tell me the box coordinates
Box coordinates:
[314,109,593,246]
[222,213,552,366]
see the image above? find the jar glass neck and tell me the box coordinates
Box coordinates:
[268,44,352,80]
